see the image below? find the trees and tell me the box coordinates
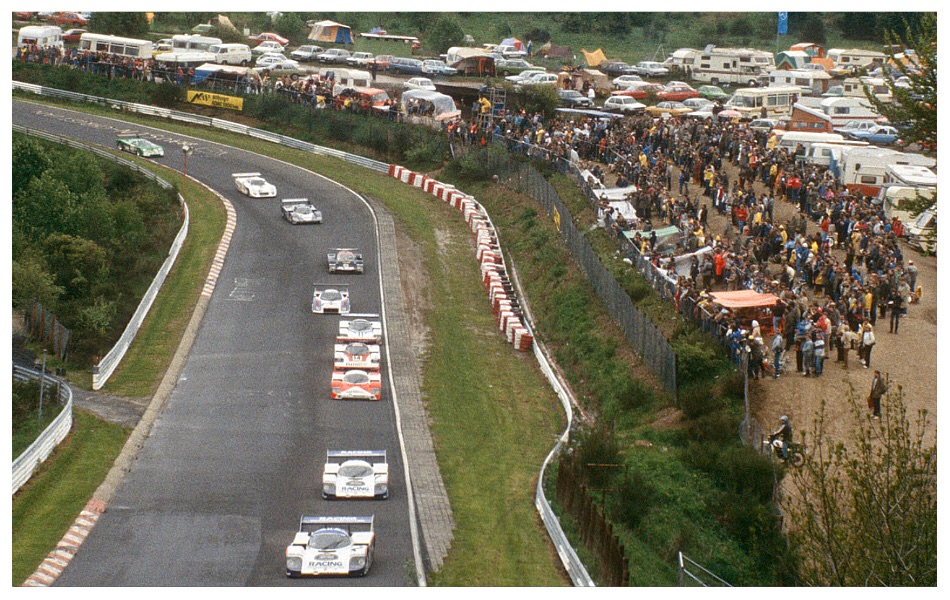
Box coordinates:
[87,12,150,38]
[785,390,936,586]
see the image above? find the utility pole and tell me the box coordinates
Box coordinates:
[37,349,47,427]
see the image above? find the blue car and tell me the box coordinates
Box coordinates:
[847,125,900,145]
[388,57,424,75]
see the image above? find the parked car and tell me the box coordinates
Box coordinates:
[682,97,714,111]
[612,74,643,89]
[61,28,86,43]
[191,23,215,34]
[346,51,375,66]
[373,54,394,70]
[634,61,669,77]
[657,81,699,101]
[317,48,351,64]
[517,73,558,89]
[255,59,304,79]
[846,124,900,144]
[834,120,881,136]
[496,44,528,60]
[645,101,692,117]
[422,59,457,77]
[747,118,779,133]
[404,77,436,91]
[388,56,424,75]
[614,81,665,100]
[495,58,536,77]
[52,12,87,27]
[602,95,646,113]
[251,32,288,47]
[255,54,290,68]
[558,89,594,108]
[505,68,546,84]
[290,45,324,62]
[599,61,637,76]
[251,41,285,56]
[698,85,731,101]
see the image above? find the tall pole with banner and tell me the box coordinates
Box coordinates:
[776,12,788,55]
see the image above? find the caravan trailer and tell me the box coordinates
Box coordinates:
[666,46,774,87]
[724,86,801,118]
[767,69,831,96]
[838,147,935,197]
[878,164,937,224]
[17,25,63,49]
[171,34,223,53]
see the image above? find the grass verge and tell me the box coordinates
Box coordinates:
[11,411,130,585]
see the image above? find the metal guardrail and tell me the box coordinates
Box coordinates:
[678,551,733,586]
[12,365,74,494]
[13,81,591,585]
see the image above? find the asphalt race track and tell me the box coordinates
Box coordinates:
[13,99,416,586]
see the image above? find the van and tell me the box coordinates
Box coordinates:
[17,25,63,49]
[906,208,936,254]
[776,131,845,153]
[803,141,869,166]
[208,43,252,66]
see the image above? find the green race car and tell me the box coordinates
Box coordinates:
[116,134,164,157]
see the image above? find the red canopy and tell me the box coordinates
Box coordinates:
[709,290,779,309]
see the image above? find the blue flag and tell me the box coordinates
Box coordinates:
[777,12,788,35]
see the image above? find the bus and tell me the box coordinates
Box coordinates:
[78,32,152,59]
[724,85,801,118]
[172,34,223,53]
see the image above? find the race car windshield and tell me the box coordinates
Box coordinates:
[249,178,267,186]
[350,320,371,332]
[344,372,370,384]
[345,344,369,356]
[294,205,313,215]
[308,530,352,550]
[322,290,342,301]
[339,462,374,477]
[338,252,355,261]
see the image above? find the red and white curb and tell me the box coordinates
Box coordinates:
[388,164,533,352]
[22,499,106,586]
[202,193,237,298]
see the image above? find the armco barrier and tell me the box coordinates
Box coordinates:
[12,365,73,494]
[13,83,593,585]
[12,124,190,391]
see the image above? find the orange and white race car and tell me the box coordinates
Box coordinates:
[331,369,382,401]
[334,342,381,371]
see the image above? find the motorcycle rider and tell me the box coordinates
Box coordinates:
[769,415,793,459]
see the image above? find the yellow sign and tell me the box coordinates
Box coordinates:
[186,90,244,111]
[553,207,561,231]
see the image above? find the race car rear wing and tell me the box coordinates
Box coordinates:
[326,450,387,464]
[281,198,312,207]
[231,172,261,178]
[299,515,375,535]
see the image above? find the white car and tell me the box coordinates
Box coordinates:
[252,40,285,56]
[233,172,276,198]
[346,51,375,66]
[635,61,669,77]
[285,516,375,577]
[602,95,646,113]
[331,369,382,400]
[334,342,381,371]
[312,286,350,314]
[323,450,389,500]
[613,74,643,89]
[404,77,436,91]
[255,53,288,67]
[281,198,322,224]
[338,317,382,343]
[506,68,546,84]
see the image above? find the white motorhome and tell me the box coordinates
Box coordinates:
[818,96,882,127]
[171,34,223,53]
[776,131,846,154]
[767,69,831,96]
[842,77,893,103]
[838,147,935,197]
[318,68,373,95]
[78,33,153,59]
[666,45,774,87]
[17,25,63,49]
[803,141,870,167]
[878,164,937,223]
[827,48,886,75]
[725,86,801,118]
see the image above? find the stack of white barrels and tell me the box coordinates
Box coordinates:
[388,164,533,352]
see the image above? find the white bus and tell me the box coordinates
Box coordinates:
[78,33,153,59]
[171,34,223,53]
[724,85,801,118]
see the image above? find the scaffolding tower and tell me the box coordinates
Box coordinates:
[475,86,507,132]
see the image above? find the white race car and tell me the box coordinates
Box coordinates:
[312,286,350,314]
[331,369,382,400]
[323,450,389,500]
[281,198,322,224]
[338,316,382,343]
[233,172,277,198]
[285,516,375,577]
[334,342,381,371]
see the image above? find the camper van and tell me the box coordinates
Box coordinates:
[318,68,372,95]
[665,46,774,86]
[838,148,935,198]
[171,34,223,53]
[827,48,886,76]
[878,164,937,223]
[842,77,893,103]
[906,208,936,254]
[767,69,830,96]
[207,43,252,66]
[776,131,846,154]
[803,141,870,166]
[724,86,801,118]
[78,33,152,59]
[17,25,63,49]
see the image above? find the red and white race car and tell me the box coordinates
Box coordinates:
[331,369,382,401]
[338,316,382,343]
[334,342,381,371]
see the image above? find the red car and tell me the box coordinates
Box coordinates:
[657,82,700,102]
[252,32,288,47]
[53,12,87,27]
[334,342,381,371]
[613,82,665,100]
[331,370,382,401]
[62,28,87,43]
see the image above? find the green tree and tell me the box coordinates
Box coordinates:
[12,137,51,197]
[87,12,150,38]
[426,14,465,55]
[786,391,937,586]
[272,13,306,42]
[12,257,65,309]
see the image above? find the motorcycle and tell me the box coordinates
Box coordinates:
[764,436,805,468]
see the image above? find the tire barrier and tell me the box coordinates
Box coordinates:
[388,165,533,353]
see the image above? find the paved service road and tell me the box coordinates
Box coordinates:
[13,100,416,586]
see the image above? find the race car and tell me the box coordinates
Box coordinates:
[331,369,382,400]
[327,248,364,274]
[322,450,389,500]
[281,198,322,224]
[338,317,382,343]
[312,286,350,314]
[285,515,375,577]
[115,133,164,157]
[233,172,277,198]
[334,342,381,371]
